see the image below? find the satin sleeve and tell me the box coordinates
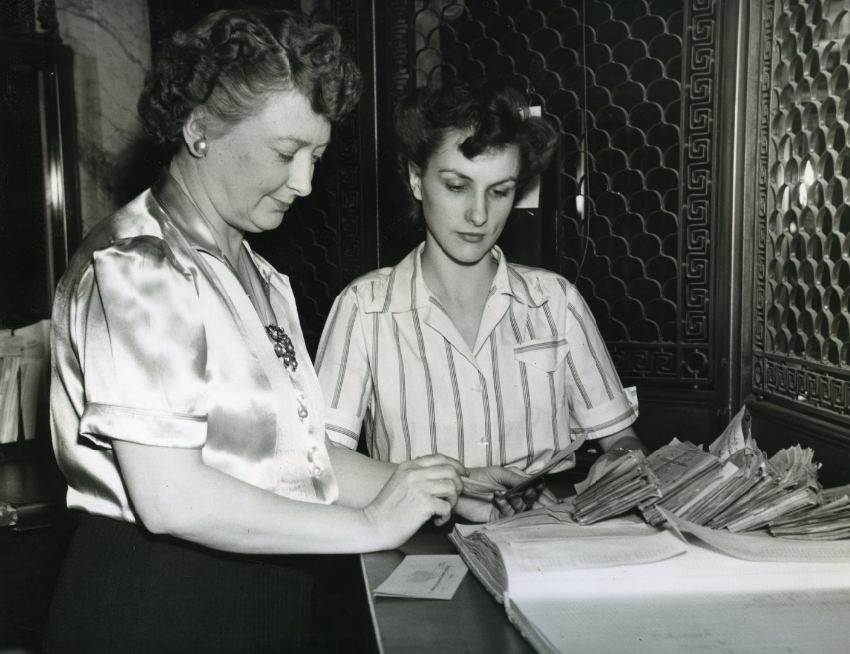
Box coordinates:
[77,235,208,449]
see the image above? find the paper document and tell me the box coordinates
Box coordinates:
[509,588,850,654]
[509,529,687,573]
[661,509,850,562]
[373,554,468,600]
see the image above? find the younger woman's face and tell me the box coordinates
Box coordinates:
[412,129,520,266]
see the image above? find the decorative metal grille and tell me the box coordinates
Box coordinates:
[386,0,717,387]
[752,0,850,418]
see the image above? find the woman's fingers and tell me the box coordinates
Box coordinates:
[404,459,464,495]
[537,486,558,506]
[365,463,464,549]
[410,454,467,476]
[431,497,453,526]
[393,463,461,512]
[480,465,527,488]
[426,477,459,506]
[454,496,501,523]
[494,495,516,518]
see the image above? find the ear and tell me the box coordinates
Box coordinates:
[408,162,423,201]
[181,108,208,149]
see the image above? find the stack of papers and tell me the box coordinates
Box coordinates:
[769,485,850,540]
[0,352,22,444]
[707,445,820,531]
[573,449,662,524]
[668,447,766,526]
[571,407,848,540]
[639,439,724,524]
[450,508,687,602]
[0,320,51,444]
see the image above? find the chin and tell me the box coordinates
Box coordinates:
[447,245,492,266]
[255,213,286,232]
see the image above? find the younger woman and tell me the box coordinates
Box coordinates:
[316,82,645,521]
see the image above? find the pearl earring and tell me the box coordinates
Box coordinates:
[193,137,208,158]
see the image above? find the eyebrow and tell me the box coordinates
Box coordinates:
[273,136,329,149]
[438,168,518,185]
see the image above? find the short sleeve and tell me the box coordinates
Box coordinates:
[77,236,208,448]
[562,284,638,439]
[315,288,372,449]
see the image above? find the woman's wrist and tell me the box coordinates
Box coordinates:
[356,504,396,552]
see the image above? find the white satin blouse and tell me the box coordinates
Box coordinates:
[50,173,338,523]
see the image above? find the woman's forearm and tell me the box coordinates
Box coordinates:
[114,441,384,554]
[326,442,396,508]
[596,426,648,453]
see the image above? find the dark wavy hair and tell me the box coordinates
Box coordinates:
[138,8,362,150]
[394,82,558,212]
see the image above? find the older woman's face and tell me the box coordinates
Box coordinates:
[412,130,520,266]
[201,89,331,233]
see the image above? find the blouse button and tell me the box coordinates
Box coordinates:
[297,405,309,419]
[307,447,322,477]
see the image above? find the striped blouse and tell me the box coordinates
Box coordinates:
[316,245,638,473]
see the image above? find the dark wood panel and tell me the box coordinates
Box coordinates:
[632,388,717,452]
[0,38,80,330]
[0,455,73,651]
[748,399,850,488]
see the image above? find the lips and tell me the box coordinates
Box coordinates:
[458,232,486,243]
[271,199,291,213]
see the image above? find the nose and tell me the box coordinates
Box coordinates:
[286,154,314,198]
[465,194,488,227]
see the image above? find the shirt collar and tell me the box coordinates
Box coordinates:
[383,243,547,313]
[495,248,549,308]
[151,170,227,260]
[150,169,275,275]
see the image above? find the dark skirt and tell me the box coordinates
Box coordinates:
[44,512,358,654]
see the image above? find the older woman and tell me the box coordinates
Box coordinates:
[45,10,490,654]
[316,82,646,522]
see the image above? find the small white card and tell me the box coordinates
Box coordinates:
[373,555,468,600]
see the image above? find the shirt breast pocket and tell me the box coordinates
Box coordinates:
[513,337,570,373]
[512,337,570,416]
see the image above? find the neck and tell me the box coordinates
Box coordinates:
[169,154,244,265]
[421,240,497,304]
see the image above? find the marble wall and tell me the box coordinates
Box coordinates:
[56,0,155,234]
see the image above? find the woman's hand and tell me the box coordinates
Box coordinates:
[455,466,558,523]
[362,455,465,550]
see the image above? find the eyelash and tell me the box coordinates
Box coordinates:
[278,153,323,165]
[445,183,511,198]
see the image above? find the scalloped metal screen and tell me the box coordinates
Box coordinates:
[378,0,717,390]
[752,0,850,418]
